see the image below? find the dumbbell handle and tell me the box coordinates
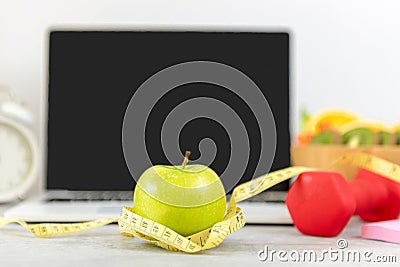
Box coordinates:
[349,168,400,222]
[348,168,389,215]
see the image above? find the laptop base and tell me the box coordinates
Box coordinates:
[4,191,292,224]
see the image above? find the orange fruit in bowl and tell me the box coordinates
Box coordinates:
[304,109,359,134]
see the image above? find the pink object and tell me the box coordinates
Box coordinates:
[362,220,400,244]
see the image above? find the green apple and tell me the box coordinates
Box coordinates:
[133,153,226,236]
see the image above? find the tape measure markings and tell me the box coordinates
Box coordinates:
[118,204,245,253]
[1,153,400,252]
[334,153,400,183]
[232,166,312,203]
[0,217,118,238]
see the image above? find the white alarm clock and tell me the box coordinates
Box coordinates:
[0,92,39,203]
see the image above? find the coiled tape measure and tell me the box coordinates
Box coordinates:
[1,153,400,253]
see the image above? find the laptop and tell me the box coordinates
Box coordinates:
[5,30,292,224]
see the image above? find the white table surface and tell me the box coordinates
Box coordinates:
[1,203,399,267]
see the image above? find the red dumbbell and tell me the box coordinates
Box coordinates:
[286,168,400,237]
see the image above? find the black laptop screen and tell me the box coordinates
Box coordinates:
[47,31,290,191]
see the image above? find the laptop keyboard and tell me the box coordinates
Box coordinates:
[45,191,133,202]
[243,191,287,203]
[44,191,285,203]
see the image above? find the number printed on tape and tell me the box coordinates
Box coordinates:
[1,153,400,252]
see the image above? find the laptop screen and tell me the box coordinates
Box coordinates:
[47,31,290,192]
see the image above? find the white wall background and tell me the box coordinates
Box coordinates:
[1,0,400,193]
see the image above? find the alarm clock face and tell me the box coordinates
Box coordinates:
[0,116,38,202]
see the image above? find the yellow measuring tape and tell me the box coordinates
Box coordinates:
[1,153,400,253]
[118,165,311,253]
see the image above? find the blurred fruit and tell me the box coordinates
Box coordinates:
[339,120,393,134]
[304,109,358,134]
[300,108,311,132]
[297,132,313,146]
[394,124,400,145]
[378,132,396,145]
[311,130,341,145]
[297,108,399,147]
[340,120,394,146]
[342,128,377,146]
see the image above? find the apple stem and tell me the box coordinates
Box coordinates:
[181,151,191,169]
